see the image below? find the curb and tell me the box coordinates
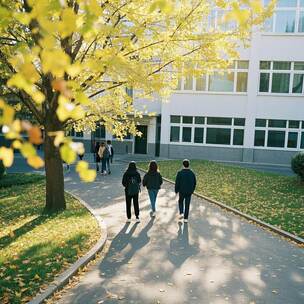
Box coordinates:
[28,191,108,304]
[137,167,304,245]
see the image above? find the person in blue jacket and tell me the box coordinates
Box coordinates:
[175,159,196,223]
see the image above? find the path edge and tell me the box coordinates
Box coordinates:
[28,191,108,304]
[137,167,304,245]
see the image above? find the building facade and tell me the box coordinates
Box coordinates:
[74,1,304,165]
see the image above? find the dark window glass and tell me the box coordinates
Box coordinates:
[268,119,286,128]
[68,129,75,137]
[289,120,300,128]
[287,132,298,148]
[260,61,271,69]
[292,74,303,93]
[182,116,193,124]
[170,126,180,142]
[301,133,304,149]
[233,129,244,145]
[234,118,245,126]
[254,130,265,146]
[259,73,270,92]
[271,73,290,93]
[194,128,204,143]
[267,131,285,147]
[94,125,105,138]
[294,62,304,70]
[157,116,162,123]
[256,119,266,127]
[170,115,180,123]
[273,61,291,70]
[76,131,83,137]
[195,116,205,124]
[302,121,304,129]
[207,117,232,125]
[182,127,192,142]
[206,128,231,145]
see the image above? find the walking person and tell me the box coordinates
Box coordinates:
[122,161,141,223]
[175,159,196,223]
[98,142,110,175]
[105,141,112,174]
[107,140,114,163]
[94,141,100,172]
[143,160,163,217]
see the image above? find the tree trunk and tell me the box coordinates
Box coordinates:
[44,129,66,212]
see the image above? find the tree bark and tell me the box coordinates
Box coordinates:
[44,128,66,212]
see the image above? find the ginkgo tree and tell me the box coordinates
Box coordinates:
[0,0,274,212]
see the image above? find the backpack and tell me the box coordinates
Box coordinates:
[127,176,140,196]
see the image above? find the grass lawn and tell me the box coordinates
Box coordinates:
[0,173,100,304]
[138,160,304,238]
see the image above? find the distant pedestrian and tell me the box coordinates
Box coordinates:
[143,160,163,217]
[94,142,100,172]
[98,142,110,175]
[122,161,141,223]
[175,159,196,223]
[105,141,112,174]
[107,140,114,163]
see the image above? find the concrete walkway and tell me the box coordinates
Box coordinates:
[57,161,304,304]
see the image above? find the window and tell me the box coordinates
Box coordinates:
[208,72,234,92]
[233,129,244,145]
[176,60,249,93]
[267,131,285,147]
[195,116,205,124]
[255,118,303,149]
[68,129,83,137]
[170,115,180,123]
[207,117,232,125]
[94,124,105,138]
[170,127,180,142]
[268,120,286,128]
[259,61,304,94]
[301,133,304,148]
[170,116,245,147]
[264,0,303,33]
[254,130,265,146]
[182,116,193,124]
[288,132,298,148]
[206,128,231,145]
[194,128,204,143]
[182,127,192,142]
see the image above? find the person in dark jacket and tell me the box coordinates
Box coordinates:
[107,140,114,163]
[175,159,196,223]
[94,142,100,172]
[143,160,163,217]
[122,161,141,223]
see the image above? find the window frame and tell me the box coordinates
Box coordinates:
[170,116,245,147]
[175,60,249,95]
[258,61,304,95]
[254,118,303,150]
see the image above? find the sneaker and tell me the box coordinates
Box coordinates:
[151,212,156,217]
[136,218,140,223]
[178,218,183,223]
[179,214,184,219]
[126,219,131,223]
[184,219,188,223]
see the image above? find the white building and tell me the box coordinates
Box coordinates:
[71,1,304,165]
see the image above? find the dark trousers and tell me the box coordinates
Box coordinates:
[125,193,139,219]
[101,158,107,173]
[178,193,192,219]
[106,157,110,173]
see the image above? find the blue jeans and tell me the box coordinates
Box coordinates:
[101,158,107,173]
[148,189,159,212]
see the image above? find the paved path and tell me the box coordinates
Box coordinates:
[57,161,304,304]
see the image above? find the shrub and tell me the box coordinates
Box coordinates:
[291,152,304,181]
[0,160,5,179]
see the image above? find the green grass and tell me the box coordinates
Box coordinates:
[138,160,304,238]
[0,174,100,304]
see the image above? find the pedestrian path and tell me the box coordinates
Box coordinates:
[58,161,303,304]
